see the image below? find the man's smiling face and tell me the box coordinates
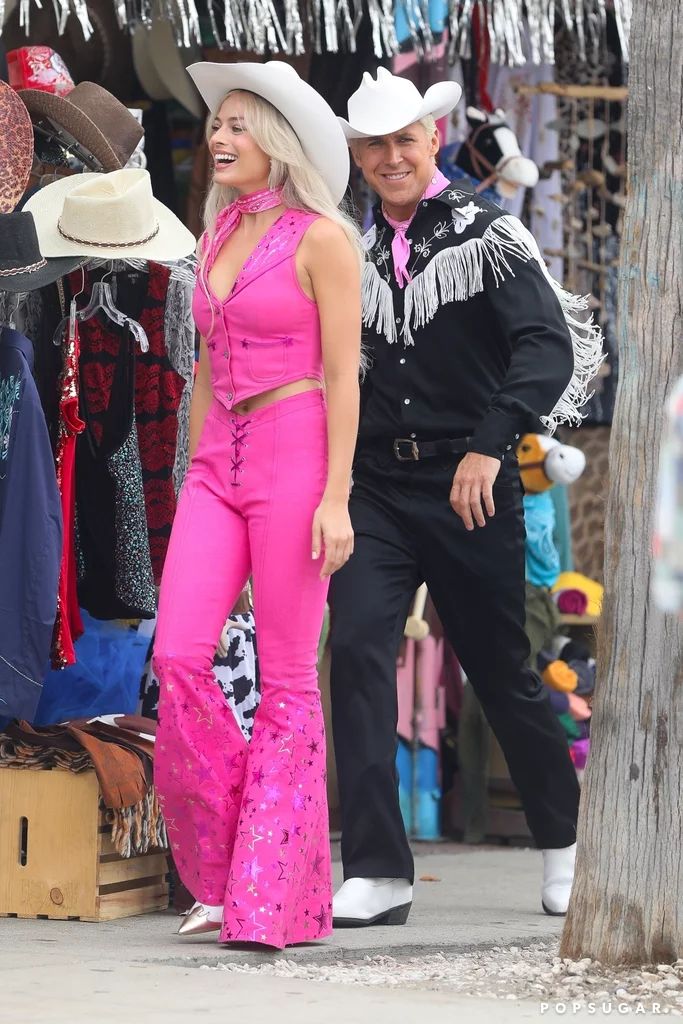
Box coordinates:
[351,122,440,220]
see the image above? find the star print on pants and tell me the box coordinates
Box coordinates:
[311,851,325,876]
[193,706,213,727]
[248,825,264,851]
[314,905,329,932]
[248,911,267,941]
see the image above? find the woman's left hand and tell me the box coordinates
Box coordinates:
[312,498,354,579]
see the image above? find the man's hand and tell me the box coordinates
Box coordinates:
[450,452,502,530]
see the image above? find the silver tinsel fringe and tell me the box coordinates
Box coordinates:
[0,0,631,63]
[448,0,630,66]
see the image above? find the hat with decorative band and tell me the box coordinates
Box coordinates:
[23,168,197,260]
[0,211,86,292]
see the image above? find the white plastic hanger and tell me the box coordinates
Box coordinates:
[53,264,149,352]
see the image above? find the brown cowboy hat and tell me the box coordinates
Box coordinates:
[19,81,143,172]
[0,78,33,213]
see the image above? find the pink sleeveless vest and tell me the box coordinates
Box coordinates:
[192,209,322,412]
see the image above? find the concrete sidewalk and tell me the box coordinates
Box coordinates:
[0,846,562,971]
[0,845,577,1024]
[3,846,671,1024]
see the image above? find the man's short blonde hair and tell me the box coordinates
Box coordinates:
[419,115,437,137]
[349,115,439,154]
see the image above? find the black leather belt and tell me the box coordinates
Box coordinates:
[360,437,472,462]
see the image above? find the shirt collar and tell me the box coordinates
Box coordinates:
[1,327,35,373]
[373,177,480,231]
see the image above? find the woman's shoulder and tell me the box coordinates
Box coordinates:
[298,214,352,250]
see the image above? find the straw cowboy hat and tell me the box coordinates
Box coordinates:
[132,19,202,118]
[338,67,462,140]
[0,211,86,292]
[19,82,144,172]
[0,79,33,214]
[24,168,196,260]
[187,60,351,206]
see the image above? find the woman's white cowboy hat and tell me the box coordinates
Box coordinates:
[23,168,196,260]
[187,60,350,205]
[338,68,462,140]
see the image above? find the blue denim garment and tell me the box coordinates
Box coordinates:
[0,327,62,721]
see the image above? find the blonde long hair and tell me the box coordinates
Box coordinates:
[201,90,363,268]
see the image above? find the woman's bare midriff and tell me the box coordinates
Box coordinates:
[232,377,323,415]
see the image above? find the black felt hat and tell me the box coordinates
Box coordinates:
[0,210,85,292]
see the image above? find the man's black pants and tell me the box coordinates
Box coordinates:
[329,451,580,884]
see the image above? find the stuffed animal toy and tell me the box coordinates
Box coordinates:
[517,433,586,494]
[518,434,586,589]
[454,107,539,200]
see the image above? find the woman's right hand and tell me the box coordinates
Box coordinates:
[312,497,354,579]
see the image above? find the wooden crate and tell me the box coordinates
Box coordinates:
[0,768,169,921]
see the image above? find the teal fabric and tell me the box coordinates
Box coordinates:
[550,484,574,573]
[523,491,560,588]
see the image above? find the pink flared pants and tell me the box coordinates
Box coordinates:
[153,389,332,947]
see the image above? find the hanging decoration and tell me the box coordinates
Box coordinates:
[0,0,632,62]
[449,0,631,66]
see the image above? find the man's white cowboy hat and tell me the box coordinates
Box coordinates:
[187,60,350,206]
[338,67,462,140]
[23,168,196,260]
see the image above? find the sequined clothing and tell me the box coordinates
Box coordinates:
[192,209,323,414]
[0,328,62,720]
[76,327,156,620]
[69,264,186,583]
[154,390,332,950]
[51,320,85,669]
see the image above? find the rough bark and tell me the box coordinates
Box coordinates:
[560,1,683,966]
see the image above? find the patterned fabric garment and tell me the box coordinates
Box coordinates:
[76,327,156,620]
[52,320,85,668]
[163,271,195,495]
[69,264,186,583]
[653,376,683,614]
[140,612,260,742]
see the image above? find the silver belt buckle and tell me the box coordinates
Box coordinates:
[393,438,420,461]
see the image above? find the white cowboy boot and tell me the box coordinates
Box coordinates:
[541,843,576,916]
[333,877,413,927]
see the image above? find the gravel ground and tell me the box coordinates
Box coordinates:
[201,942,683,1014]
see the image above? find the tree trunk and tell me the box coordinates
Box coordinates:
[560,1,683,965]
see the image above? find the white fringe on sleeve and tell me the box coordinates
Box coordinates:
[362,214,605,433]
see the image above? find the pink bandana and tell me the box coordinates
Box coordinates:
[203,186,284,272]
[382,168,450,288]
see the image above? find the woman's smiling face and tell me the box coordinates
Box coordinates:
[208,92,271,194]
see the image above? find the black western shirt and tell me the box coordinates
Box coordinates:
[358,181,576,461]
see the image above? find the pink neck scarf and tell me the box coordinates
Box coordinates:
[203,186,284,272]
[382,168,450,288]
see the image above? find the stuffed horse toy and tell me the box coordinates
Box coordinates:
[455,107,539,200]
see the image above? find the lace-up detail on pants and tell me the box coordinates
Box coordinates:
[229,418,251,487]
